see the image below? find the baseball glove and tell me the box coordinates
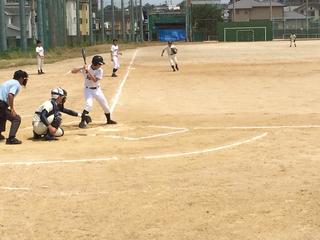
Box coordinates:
[51,113,62,128]
[83,115,92,124]
[171,47,177,55]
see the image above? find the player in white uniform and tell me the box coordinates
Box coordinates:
[161,41,179,72]
[290,33,297,47]
[111,39,122,77]
[71,55,117,128]
[36,40,45,74]
[32,88,88,140]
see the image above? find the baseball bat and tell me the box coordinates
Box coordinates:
[81,48,87,64]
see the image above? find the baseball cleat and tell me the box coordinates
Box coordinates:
[6,137,22,145]
[0,134,5,141]
[44,133,57,141]
[107,120,117,124]
[79,120,87,128]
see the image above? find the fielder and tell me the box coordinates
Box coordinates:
[110,39,122,77]
[36,40,45,74]
[161,41,179,72]
[32,87,91,141]
[290,33,297,47]
[71,55,117,128]
[0,70,28,144]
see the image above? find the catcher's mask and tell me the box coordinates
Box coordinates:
[51,87,67,104]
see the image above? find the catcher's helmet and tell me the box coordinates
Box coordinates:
[51,87,67,103]
[92,55,105,65]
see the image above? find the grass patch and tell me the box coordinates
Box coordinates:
[0,42,163,70]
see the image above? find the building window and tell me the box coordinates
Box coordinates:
[80,18,83,24]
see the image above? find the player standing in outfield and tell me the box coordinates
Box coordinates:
[290,33,297,47]
[71,55,117,128]
[36,40,45,74]
[110,39,122,77]
[32,88,91,141]
[0,70,28,144]
[161,41,179,72]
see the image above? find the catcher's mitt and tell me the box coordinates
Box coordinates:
[171,47,177,55]
[51,113,62,128]
[83,115,92,124]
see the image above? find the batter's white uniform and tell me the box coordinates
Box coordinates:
[36,46,44,71]
[32,100,64,137]
[163,45,178,66]
[111,44,120,69]
[82,65,111,114]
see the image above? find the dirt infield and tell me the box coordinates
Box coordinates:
[1,40,320,240]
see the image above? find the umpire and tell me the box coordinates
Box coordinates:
[0,70,28,144]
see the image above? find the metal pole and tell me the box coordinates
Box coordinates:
[30,0,36,43]
[100,0,105,43]
[121,0,126,41]
[111,0,115,39]
[233,0,235,22]
[130,0,134,41]
[306,0,309,38]
[139,0,143,42]
[89,0,93,45]
[76,0,80,44]
[37,0,44,42]
[0,0,7,51]
[185,0,188,41]
[269,0,272,21]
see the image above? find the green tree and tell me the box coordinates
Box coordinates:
[191,4,223,39]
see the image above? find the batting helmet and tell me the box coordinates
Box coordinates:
[92,55,105,65]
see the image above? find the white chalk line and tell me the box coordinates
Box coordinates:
[110,49,138,114]
[0,187,30,191]
[103,125,189,141]
[0,132,267,167]
[0,157,118,167]
[194,125,320,130]
[131,132,268,160]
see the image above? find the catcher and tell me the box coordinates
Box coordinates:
[161,41,179,72]
[32,87,91,141]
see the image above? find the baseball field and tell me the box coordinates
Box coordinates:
[1,40,320,239]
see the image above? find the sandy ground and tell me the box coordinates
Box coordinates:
[0,40,320,240]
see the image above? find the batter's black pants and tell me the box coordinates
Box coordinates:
[0,100,21,138]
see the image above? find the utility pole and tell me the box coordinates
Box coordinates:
[76,0,80,44]
[121,0,126,41]
[111,0,115,39]
[185,0,189,41]
[0,0,7,51]
[139,0,143,42]
[30,0,36,43]
[233,0,235,22]
[269,0,273,21]
[100,0,105,43]
[37,0,44,43]
[306,0,309,38]
[89,0,93,45]
[19,0,27,51]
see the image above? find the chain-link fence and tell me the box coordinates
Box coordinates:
[0,0,145,53]
[273,18,320,39]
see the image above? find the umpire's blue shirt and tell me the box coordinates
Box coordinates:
[0,79,21,104]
